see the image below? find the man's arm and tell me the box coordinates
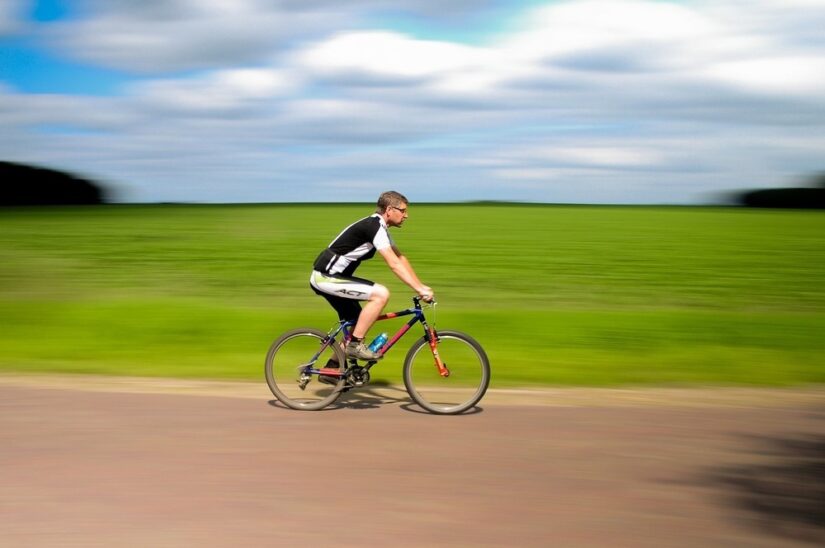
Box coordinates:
[378,246,433,301]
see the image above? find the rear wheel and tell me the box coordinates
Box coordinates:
[403,330,490,415]
[265,328,346,411]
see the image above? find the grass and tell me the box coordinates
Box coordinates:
[1,203,823,387]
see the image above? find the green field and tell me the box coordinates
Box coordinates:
[1,203,823,387]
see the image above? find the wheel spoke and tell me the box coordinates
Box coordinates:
[404,331,490,414]
[265,329,346,410]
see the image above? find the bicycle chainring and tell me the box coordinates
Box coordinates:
[345,365,370,388]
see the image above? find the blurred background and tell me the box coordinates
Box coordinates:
[1,1,824,386]
[2,0,825,204]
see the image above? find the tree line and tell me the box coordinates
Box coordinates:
[1,161,106,206]
[2,160,823,208]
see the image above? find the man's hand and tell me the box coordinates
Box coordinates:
[418,286,435,303]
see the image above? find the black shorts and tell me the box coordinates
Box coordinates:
[309,270,375,323]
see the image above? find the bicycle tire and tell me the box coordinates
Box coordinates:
[403,330,491,415]
[265,327,346,411]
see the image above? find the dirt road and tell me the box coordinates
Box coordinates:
[1,377,823,547]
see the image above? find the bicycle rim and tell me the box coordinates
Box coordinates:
[265,329,345,411]
[403,331,490,415]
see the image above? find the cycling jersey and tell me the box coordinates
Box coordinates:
[310,213,394,320]
[312,214,393,276]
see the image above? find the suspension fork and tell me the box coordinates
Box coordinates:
[423,320,450,377]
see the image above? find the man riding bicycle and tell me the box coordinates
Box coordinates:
[310,191,435,361]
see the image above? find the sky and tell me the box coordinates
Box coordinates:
[1,0,824,204]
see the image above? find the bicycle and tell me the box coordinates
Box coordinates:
[265,296,490,414]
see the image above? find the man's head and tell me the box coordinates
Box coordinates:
[377,191,409,227]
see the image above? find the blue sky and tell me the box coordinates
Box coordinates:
[2,0,824,203]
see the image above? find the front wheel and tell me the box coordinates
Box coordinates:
[403,330,491,415]
[265,328,346,411]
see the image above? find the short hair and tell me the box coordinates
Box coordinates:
[376,191,409,213]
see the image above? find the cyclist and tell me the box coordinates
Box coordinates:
[310,191,435,360]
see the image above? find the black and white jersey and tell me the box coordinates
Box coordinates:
[313,214,393,276]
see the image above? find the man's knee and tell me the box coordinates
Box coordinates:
[371,284,389,303]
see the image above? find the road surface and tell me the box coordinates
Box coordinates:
[1,376,823,547]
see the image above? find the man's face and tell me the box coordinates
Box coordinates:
[386,202,409,227]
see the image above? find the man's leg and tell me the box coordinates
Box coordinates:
[351,284,389,340]
[344,284,389,360]
[310,271,388,360]
[311,293,360,383]
[320,287,387,382]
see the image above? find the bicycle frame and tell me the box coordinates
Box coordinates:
[309,297,449,379]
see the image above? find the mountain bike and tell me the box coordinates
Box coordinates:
[265,296,490,414]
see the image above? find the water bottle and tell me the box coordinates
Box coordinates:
[368,333,388,352]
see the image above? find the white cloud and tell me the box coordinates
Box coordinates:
[132,68,300,113]
[300,31,488,79]
[43,0,497,73]
[703,56,825,95]
[45,1,342,72]
[4,0,825,204]
[503,0,720,61]
[0,89,133,130]
[290,0,825,111]
[0,0,27,36]
[541,146,664,168]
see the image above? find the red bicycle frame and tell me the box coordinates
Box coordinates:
[315,296,449,378]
